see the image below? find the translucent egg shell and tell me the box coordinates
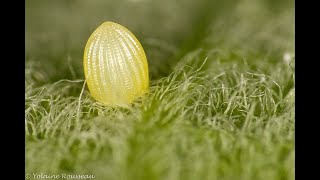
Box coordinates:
[83,21,149,106]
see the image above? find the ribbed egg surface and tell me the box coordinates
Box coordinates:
[84,21,149,106]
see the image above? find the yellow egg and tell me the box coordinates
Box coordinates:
[83,21,149,106]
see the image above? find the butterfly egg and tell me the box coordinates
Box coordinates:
[83,21,149,106]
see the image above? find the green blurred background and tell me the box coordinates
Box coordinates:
[26,0,294,83]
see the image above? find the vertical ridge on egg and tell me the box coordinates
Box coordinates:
[84,21,149,106]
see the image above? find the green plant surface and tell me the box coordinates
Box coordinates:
[26,0,294,179]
